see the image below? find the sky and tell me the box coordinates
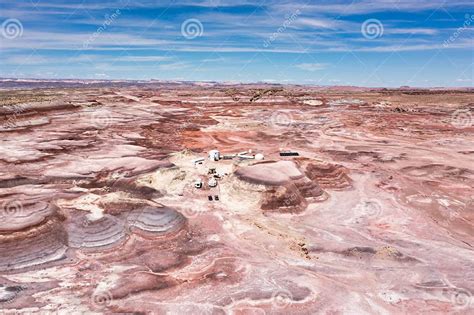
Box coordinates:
[0,0,473,87]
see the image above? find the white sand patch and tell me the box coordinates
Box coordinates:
[303,100,323,106]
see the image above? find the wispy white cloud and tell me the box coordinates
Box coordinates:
[296,18,339,29]
[94,73,110,78]
[0,31,170,50]
[274,0,473,15]
[113,56,173,62]
[296,63,328,71]
[4,55,49,65]
[387,28,439,35]
[159,62,189,70]
[332,39,472,52]
[0,0,472,85]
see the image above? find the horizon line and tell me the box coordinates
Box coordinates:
[1,77,473,90]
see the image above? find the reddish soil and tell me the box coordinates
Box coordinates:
[0,84,473,313]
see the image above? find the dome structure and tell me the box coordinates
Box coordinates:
[208,150,220,161]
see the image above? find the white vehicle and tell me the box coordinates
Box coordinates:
[192,157,205,166]
[194,179,203,188]
[208,177,217,187]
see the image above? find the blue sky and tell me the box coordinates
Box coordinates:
[0,0,472,87]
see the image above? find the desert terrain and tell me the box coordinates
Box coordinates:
[0,81,473,314]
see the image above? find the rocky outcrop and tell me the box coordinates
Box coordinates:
[233,161,325,213]
[68,214,126,250]
[127,206,187,237]
[304,161,352,189]
[0,200,68,272]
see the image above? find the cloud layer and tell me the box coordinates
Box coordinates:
[0,0,472,86]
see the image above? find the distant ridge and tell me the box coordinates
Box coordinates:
[0,78,472,91]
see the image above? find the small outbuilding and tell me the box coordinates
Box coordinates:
[255,153,264,160]
[209,150,220,161]
[192,157,205,166]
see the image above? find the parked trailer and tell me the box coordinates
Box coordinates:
[280,151,299,157]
